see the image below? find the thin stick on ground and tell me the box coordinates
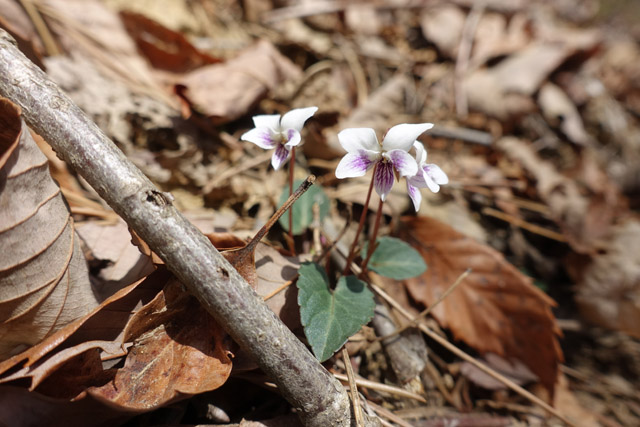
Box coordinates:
[376,268,471,342]
[0,30,351,427]
[341,348,364,426]
[370,281,577,427]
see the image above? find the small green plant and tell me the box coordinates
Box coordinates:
[242,114,448,362]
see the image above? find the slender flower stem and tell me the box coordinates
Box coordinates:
[342,164,377,275]
[288,147,296,255]
[362,198,384,271]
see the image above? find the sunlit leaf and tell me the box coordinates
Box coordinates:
[297,262,375,362]
[363,236,427,279]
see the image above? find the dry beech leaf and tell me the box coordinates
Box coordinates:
[90,278,233,409]
[497,137,625,253]
[120,11,222,73]
[465,29,599,119]
[76,219,155,298]
[570,220,640,337]
[0,98,99,361]
[398,216,562,396]
[179,40,302,124]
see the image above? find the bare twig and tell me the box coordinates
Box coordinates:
[0,30,350,427]
[342,348,364,426]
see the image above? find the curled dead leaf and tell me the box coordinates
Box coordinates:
[0,98,99,361]
[398,216,563,397]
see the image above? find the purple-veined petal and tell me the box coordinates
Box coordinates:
[373,161,395,201]
[252,114,281,131]
[412,167,443,193]
[413,141,427,164]
[424,164,449,185]
[386,149,418,178]
[335,151,378,179]
[337,128,380,153]
[280,106,318,132]
[406,180,422,212]
[284,129,301,149]
[241,127,277,149]
[271,143,291,170]
[382,123,434,152]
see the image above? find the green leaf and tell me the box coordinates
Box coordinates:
[297,262,375,362]
[278,179,329,235]
[363,236,427,279]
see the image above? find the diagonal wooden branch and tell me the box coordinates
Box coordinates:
[0,30,350,427]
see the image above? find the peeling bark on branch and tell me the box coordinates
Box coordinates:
[0,30,350,427]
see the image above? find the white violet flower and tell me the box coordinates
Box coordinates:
[241,106,318,170]
[406,141,449,211]
[335,123,434,201]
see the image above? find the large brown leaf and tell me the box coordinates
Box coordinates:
[89,278,233,409]
[398,216,563,396]
[0,98,99,360]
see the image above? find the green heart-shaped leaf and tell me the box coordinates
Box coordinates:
[297,262,375,362]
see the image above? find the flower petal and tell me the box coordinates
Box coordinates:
[280,106,318,132]
[413,141,427,164]
[374,161,395,201]
[335,151,378,179]
[386,149,418,177]
[252,114,281,130]
[284,129,301,149]
[337,128,380,153]
[241,127,277,149]
[412,168,442,193]
[406,180,422,212]
[424,164,449,185]
[271,144,290,170]
[382,123,434,152]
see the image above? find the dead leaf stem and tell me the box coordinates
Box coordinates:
[0,30,350,427]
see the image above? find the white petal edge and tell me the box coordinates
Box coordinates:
[382,123,434,152]
[386,150,418,178]
[423,164,449,185]
[406,180,422,212]
[335,151,378,179]
[280,107,318,132]
[241,127,277,149]
[253,114,281,130]
[413,141,427,164]
[337,128,380,153]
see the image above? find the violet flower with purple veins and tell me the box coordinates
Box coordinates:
[241,106,318,170]
[335,123,434,201]
[406,141,449,211]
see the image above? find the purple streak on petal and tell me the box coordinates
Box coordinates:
[406,180,422,212]
[284,128,302,148]
[374,161,395,201]
[271,143,290,170]
[241,127,277,149]
[387,149,418,178]
[335,151,377,178]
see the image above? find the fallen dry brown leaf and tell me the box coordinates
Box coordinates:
[120,11,222,73]
[179,40,302,124]
[0,98,98,361]
[398,216,562,396]
[91,278,232,410]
